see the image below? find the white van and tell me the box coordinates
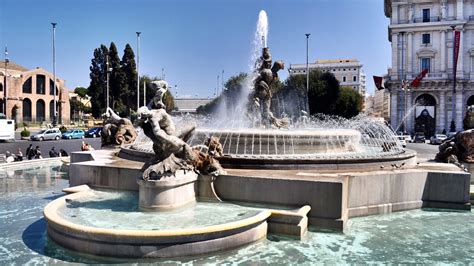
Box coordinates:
[0,119,15,141]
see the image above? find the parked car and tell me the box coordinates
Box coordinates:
[62,129,85,139]
[85,127,102,138]
[447,131,458,138]
[413,133,426,143]
[397,136,407,148]
[30,128,62,141]
[398,133,413,143]
[430,134,447,145]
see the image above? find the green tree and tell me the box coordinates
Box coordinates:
[333,86,363,118]
[74,87,88,98]
[120,44,138,116]
[108,42,126,113]
[196,73,248,115]
[88,45,108,117]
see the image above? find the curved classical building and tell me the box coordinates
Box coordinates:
[0,61,70,125]
[385,0,474,136]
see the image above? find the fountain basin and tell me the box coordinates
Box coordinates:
[138,170,198,211]
[44,190,271,258]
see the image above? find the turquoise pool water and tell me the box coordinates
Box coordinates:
[59,190,261,230]
[1,163,473,264]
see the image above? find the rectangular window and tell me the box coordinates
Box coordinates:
[36,75,46,94]
[422,9,430,22]
[421,58,431,72]
[422,33,430,44]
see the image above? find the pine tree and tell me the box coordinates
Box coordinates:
[108,42,126,113]
[120,44,138,115]
[88,45,108,117]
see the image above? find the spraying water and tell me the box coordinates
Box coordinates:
[214,10,269,128]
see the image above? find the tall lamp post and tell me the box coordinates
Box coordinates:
[51,23,58,126]
[450,25,457,131]
[3,46,8,117]
[400,31,405,133]
[136,32,141,111]
[106,55,110,109]
[305,33,311,113]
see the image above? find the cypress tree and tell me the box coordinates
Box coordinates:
[108,42,126,113]
[88,45,108,117]
[120,44,138,115]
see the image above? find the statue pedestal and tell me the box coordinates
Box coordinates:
[138,170,198,211]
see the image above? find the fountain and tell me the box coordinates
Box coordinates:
[43,10,471,260]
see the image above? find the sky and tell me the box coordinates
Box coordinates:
[0,0,391,98]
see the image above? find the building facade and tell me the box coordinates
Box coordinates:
[385,0,474,136]
[374,88,392,121]
[0,61,70,125]
[173,98,214,114]
[288,59,367,96]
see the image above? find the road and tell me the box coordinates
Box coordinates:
[0,138,101,158]
[406,142,439,161]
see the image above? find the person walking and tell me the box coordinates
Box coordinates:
[26,144,34,160]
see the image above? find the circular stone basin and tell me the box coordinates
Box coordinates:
[44,190,270,258]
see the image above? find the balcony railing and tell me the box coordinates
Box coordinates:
[414,16,440,23]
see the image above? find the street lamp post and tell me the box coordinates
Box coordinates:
[136,32,141,111]
[51,22,57,126]
[221,69,224,94]
[450,25,457,131]
[305,33,311,113]
[399,31,406,133]
[106,54,110,109]
[3,46,8,117]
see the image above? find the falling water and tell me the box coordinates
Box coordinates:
[394,103,420,134]
[214,10,269,128]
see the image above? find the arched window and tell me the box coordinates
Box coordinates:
[50,79,58,95]
[467,95,474,108]
[36,99,45,122]
[36,75,46,94]
[23,77,32,94]
[23,98,32,121]
[50,100,55,122]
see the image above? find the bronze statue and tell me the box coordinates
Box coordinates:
[101,107,137,146]
[435,129,474,164]
[135,81,224,180]
[463,105,474,130]
[248,47,289,128]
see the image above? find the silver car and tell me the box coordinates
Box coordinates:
[430,134,447,145]
[30,128,62,141]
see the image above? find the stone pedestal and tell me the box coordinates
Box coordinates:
[138,170,198,211]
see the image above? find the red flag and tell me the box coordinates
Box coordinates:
[453,30,461,93]
[410,69,429,88]
[373,76,384,90]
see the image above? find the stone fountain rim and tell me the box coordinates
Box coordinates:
[44,189,271,238]
[194,128,361,136]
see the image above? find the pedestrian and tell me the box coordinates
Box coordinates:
[59,149,68,157]
[49,147,59,158]
[34,146,43,159]
[26,144,34,160]
[15,148,23,161]
[5,151,14,163]
[81,140,87,151]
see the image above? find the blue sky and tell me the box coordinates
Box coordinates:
[0,0,390,97]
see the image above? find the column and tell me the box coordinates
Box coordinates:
[406,90,413,133]
[456,90,463,131]
[458,29,464,78]
[439,91,446,132]
[392,33,399,79]
[391,91,398,129]
[440,30,446,72]
[456,0,464,20]
[407,32,413,76]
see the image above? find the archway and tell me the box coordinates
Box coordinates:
[467,95,474,108]
[0,99,4,115]
[36,99,45,122]
[414,94,436,137]
[23,98,32,122]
